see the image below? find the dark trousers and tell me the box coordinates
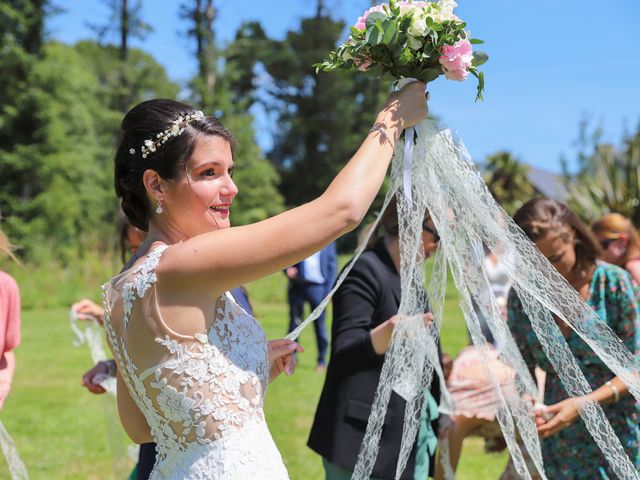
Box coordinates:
[288,282,328,365]
[137,442,156,480]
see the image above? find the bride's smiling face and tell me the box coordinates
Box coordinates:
[162,135,238,237]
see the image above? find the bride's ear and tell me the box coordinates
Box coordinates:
[142,169,165,202]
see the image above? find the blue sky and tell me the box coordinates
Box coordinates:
[48,0,640,173]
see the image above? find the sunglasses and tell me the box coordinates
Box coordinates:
[422,224,441,243]
[599,238,619,249]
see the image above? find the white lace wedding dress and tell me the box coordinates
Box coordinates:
[103,245,289,479]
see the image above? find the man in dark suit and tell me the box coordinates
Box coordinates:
[285,242,337,372]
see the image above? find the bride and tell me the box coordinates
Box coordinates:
[102,83,427,479]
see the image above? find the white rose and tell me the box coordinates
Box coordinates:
[407,15,428,37]
[398,4,415,16]
[437,0,459,21]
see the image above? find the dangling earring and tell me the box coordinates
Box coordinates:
[155,200,163,214]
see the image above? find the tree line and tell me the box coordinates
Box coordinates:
[1,0,638,263]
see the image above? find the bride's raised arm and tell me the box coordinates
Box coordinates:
[116,82,426,297]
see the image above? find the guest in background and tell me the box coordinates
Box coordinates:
[0,229,21,411]
[592,213,640,284]
[435,245,518,479]
[474,245,512,346]
[509,198,640,478]
[118,215,147,264]
[285,242,337,372]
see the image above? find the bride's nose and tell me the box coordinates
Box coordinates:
[221,175,238,197]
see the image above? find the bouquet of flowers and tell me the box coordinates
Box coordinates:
[315,0,488,100]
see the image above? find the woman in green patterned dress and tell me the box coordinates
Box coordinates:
[508,198,640,479]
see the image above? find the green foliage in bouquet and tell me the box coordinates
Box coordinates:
[314,0,488,100]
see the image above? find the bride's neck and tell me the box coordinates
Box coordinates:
[145,222,189,247]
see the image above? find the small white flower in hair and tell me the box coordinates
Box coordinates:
[135,110,207,158]
[129,148,135,155]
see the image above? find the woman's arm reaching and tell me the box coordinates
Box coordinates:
[159,82,428,298]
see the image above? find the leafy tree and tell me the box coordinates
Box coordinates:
[0,41,113,259]
[255,9,388,207]
[562,123,640,225]
[482,150,534,216]
[223,21,268,111]
[0,0,178,259]
[0,1,48,155]
[0,0,48,55]
[181,0,217,107]
[89,0,152,111]
[0,1,49,247]
[74,40,179,137]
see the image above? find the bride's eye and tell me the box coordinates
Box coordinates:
[228,167,234,178]
[201,168,215,177]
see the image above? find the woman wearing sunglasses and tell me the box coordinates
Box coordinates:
[592,213,640,285]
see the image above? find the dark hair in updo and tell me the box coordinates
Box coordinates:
[114,99,235,230]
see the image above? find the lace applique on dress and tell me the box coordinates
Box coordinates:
[103,247,289,479]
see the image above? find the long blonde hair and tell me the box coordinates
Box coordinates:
[0,229,20,264]
[592,213,640,262]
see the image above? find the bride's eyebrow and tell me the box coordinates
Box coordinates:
[192,160,235,170]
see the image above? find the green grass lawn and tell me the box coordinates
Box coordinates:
[0,263,509,479]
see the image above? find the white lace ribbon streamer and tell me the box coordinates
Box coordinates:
[395,77,425,209]
[286,188,398,341]
[290,117,640,479]
[0,420,28,480]
[402,127,415,208]
[70,308,137,474]
[69,309,116,393]
[354,119,640,480]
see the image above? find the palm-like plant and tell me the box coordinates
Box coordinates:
[564,130,640,225]
[482,151,534,216]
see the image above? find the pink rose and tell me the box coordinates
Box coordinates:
[439,39,473,81]
[356,58,372,72]
[354,4,386,30]
[442,66,468,81]
[354,16,366,30]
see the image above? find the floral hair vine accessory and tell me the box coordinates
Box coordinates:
[129,110,205,158]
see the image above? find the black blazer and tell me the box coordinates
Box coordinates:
[308,241,440,479]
